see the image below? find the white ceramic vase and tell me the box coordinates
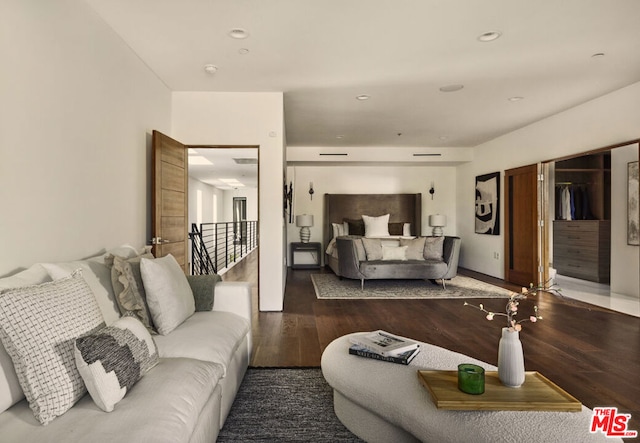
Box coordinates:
[497,327,525,388]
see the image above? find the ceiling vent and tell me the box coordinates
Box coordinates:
[233,158,258,165]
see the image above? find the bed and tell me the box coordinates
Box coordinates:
[323,193,422,275]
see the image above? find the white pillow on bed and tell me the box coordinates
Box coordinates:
[362,214,390,237]
[331,222,349,239]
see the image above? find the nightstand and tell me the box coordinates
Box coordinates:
[290,242,322,269]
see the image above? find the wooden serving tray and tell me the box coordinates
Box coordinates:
[417,370,582,412]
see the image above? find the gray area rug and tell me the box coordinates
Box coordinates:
[217,368,364,442]
[311,273,513,299]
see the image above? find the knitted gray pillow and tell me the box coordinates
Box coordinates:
[0,270,105,424]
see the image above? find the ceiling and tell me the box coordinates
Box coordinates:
[188,147,258,189]
[87,0,640,150]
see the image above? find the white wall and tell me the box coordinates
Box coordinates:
[172,92,286,311]
[611,144,639,298]
[0,0,171,276]
[457,81,640,298]
[188,177,222,227]
[223,188,259,222]
[287,165,458,263]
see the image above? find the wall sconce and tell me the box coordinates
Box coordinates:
[429,214,446,236]
[296,214,314,243]
[309,182,315,200]
[429,182,435,200]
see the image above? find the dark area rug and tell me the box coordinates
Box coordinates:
[217,368,364,442]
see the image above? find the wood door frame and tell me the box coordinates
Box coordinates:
[504,164,540,286]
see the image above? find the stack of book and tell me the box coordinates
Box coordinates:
[348,330,420,365]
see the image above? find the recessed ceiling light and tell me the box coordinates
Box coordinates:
[439,84,464,93]
[478,31,502,42]
[439,136,448,141]
[356,94,370,100]
[203,64,218,74]
[238,48,250,55]
[336,135,345,139]
[508,96,524,102]
[189,156,213,166]
[228,28,249,39]
[591,52,605,58]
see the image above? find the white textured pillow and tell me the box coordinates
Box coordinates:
[382,245,408,261]
[403,223,412,237]
[75,316,158,412]
[331,222,345,239]
[140,254,195,335]
[0,264,52,415]
[0,270,105,424]
[362,214,390,237]
[400,237,426,260]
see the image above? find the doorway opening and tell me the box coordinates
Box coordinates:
[187,146,259,277]
[541,141,639,317]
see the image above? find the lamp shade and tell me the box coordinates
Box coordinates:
[296,214,314,227]
[428,214,447,227]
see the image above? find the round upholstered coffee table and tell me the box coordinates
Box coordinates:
[321,333,621,443]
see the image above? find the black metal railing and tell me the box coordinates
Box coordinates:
[189,221,258,275]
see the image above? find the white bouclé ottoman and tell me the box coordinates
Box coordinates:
[321,333,621,443]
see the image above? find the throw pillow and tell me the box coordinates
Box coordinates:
[343,218,364,236]
[361,238,383,260]
[110,247,155,332]
[0,264,52,415]
[75,316,159,412]
[0,270,105,425]
[362,214,390,237]
[424,236,445,260]
[400,237,426,260]
[388,222,405,236]
[140,254,195,335]
[382,245,408,261]
[187,274,222,311]
[403,223,412,237]
[331,222,345,239]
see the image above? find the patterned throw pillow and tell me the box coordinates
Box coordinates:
[0,270,105,425]
[75,316,158,412]
[110,247,156,332]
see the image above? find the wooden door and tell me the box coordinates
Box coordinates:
[151,130,189,272]
[505,164,540,286]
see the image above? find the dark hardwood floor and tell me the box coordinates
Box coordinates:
[224,249,640,437]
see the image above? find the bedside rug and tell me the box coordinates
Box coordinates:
[311,274,513,299]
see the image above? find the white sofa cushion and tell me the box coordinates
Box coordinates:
[0,264,52,414]
[75,317,159,412]
[140,255,195,335]
[0,270,105,424]
[0,358,223,443]
[153,311,250,377]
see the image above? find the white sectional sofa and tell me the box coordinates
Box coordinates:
[0,245,252,443]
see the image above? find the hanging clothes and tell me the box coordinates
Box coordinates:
[555,184,592,220]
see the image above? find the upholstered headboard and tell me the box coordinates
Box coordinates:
[323,193,422,252]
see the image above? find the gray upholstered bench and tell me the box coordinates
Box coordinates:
[321,333,621,443]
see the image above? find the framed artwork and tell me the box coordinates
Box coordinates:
[628,161,639,246]
[475,172,500,235]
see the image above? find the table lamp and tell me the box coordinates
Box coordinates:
[296,214,314,243]
[428,214,446,236]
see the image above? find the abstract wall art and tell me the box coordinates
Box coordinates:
[475,172,500,235]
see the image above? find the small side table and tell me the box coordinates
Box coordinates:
[290,242,322,269]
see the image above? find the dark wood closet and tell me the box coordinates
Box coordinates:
[553,152,611,283]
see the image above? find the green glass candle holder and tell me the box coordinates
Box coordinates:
[458,363,485,395]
